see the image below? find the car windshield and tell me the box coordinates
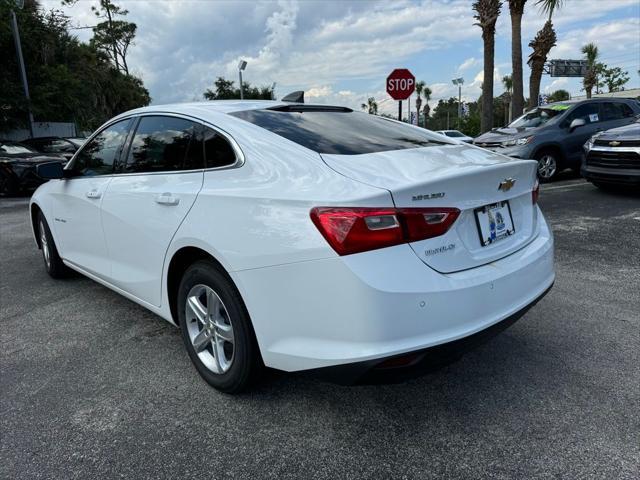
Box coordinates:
[444,131,465,138]
[67,138,86,147]
[509,105,568,128]
[0,142,36,155]
[230,106,447,155]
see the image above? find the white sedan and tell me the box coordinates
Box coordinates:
[30,101,554,392]
[435,130,474,143]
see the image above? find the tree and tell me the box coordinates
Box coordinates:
[600,66,630,93]
[581,43,599,99]
[423,86,432,128]
[508,0,527,120]
[473,0,501,133]
[547,89,570,102]
[361,97,378,115]
[203,77,274,100]
[1,1,149,132]
[415,81,425,126]
[85,0,135,74]
[528,0,563,108]
[502,74,513,124]
[430,97,481,136]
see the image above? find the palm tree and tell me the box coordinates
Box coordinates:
[527,0,563,109]
[473,0,502,133]
[415,81,426,127]
[423,86,432,129]
[508,0,527,119]
[361,97,378,115]
[502,74,513,124]
[581,42,599,99]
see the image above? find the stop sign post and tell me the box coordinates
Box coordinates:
[386,69,415,121]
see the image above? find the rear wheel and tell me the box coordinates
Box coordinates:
[177,261,261,393]
[535,151,560,183]
[38,212,70,278]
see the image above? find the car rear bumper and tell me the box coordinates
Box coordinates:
[304,282,553,384]
[232,209,555,373]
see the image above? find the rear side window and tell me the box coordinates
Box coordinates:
[123,116,203,173]
[600,102,634,121]
[203,127,236,168]
[71,119,131,176]
[230,107,446,155]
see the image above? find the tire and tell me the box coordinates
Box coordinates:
[177,260,261,393]
[38,212,71,278]
[535,150,560,183]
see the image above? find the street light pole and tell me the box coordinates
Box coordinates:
[10,8,34,138]
[451,77,464,130]
[238,60,247,100]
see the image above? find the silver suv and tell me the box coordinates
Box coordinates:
[473,98,640,182]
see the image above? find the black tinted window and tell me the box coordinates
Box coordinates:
[230,108,446,155]
[124,116,203,173]
[204,128,236,168]
[71,119,131,176]
[600,102,634,121]
[565,103,600,125]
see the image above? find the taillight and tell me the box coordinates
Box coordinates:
[310,207,460,255]
[532,180,540,204]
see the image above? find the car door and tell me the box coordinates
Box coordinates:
[561,102,602,165]
[598,101,637,132]
[100,115,207,307]
[51,118,132,278]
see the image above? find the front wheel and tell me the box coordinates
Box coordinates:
[178,261,261,393]
[535,152,559,183]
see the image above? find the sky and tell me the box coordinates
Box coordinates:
[41,0,640,116]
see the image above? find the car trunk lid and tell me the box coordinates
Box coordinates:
[321,144,539,273]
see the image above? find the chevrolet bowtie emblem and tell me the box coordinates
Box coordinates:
[609,141,621,147]
[498,178,516,192]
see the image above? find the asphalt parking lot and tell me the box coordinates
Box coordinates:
[1,179,639,479]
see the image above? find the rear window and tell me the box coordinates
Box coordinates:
[230,107,446,155]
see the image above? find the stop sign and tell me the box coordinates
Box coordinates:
[386,69,415,100]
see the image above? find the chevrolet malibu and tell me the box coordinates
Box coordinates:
[30,101,555,392]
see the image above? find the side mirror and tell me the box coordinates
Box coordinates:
[569,118,586,132]
[36,161,65,180]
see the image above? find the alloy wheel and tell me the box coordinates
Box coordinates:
[537,155,557,180]
[185,284,235,374]
[40,221,51,268]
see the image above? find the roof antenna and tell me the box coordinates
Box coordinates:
[281,91,304,103]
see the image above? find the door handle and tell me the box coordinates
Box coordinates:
[155,192,180,206]
[85,189,101,199]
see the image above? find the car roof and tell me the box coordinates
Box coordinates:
[109,100,356,132]
[545,97,636,107]
[123,100,289,116]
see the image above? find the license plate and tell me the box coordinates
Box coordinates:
[474,201,515,246]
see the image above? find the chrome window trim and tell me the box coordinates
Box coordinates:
[590,146,640,154]
[64,111,246,179]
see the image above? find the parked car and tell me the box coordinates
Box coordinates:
[582,119,640,189]
[473,98,640,182]
[30,101,554,392]
[435,130,473,143]
[0,141,66,195]
[22,136,86,161]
